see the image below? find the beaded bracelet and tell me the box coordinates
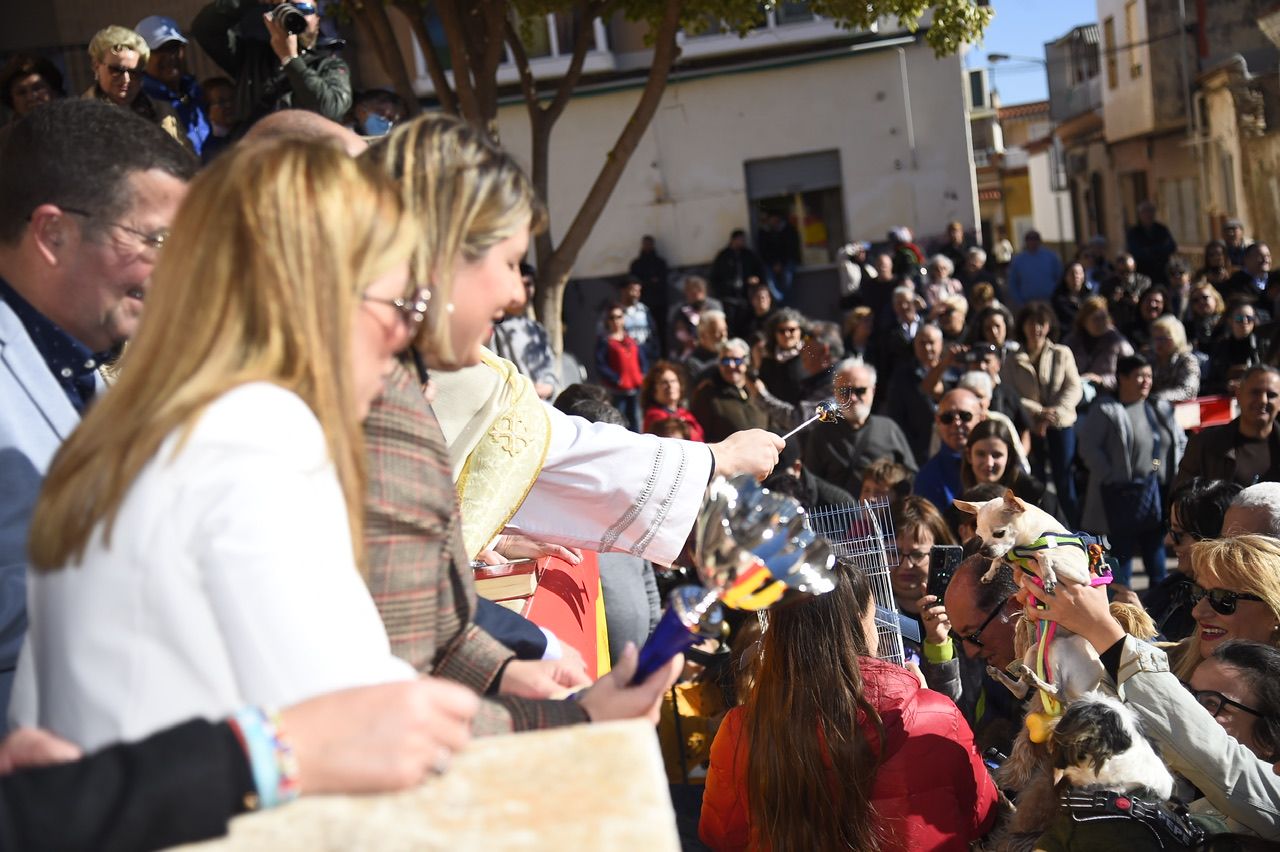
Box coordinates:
[228,707,301,810]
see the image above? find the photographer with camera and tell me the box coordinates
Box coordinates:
[192,0,352,126]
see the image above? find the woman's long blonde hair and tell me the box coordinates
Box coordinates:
[1173,534,1280,679]
[29,138,416,571]
[362,113,546,368]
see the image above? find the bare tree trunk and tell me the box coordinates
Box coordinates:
[435,0,484,123]
[394,0,458,114]
[354,1,421,116]
[536,0,684,352]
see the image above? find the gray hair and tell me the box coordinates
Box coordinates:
[1230,484,1280,537]
[967,246,987,264]
[958,370,993,399]
[718,337,749,357]
[892,285,915,301]
[835,356,877,385]
[930,254,955,276]
[700,308,727,326]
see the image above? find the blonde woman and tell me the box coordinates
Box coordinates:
[1184,281,1225,353]
[84,26,187,148]
[16,140,427,751]
[1149,314,1201,402]
[359,114,682,726]
[1031,534,1280,838]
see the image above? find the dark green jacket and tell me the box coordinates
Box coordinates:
[192,0,352,123]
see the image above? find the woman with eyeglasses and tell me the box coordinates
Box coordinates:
[960,419,1063,523]
[15,140,432,751]
[640,359,704,441]
[1004,301,1084,526]
[1025,534,1280,840]
[700,560,997,851]
[1148,314,1202,403]
[890,497,957,661]
[83,26,189,151]
[1208,297,1266,394]
[1188,640,1280,764]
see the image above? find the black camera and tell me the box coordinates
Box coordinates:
[272,3,310,35]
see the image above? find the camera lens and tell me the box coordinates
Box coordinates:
[273,3,308,35]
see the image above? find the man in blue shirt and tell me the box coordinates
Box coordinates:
[914,388,984,514]
[1006,230,1062,309]
[136,16,212,157]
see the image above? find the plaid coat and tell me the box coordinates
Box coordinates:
[363,364,588,733]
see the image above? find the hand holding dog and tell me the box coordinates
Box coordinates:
[1017,574,1125,654]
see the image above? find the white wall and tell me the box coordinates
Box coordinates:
[1027,149,1076,244]
[1098,0,1156,142]
[494,39,979,277]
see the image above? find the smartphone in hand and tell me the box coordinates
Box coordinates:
[926,545,964,601]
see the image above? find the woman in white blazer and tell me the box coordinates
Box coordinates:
[16,140,429,751]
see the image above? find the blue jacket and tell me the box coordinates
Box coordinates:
[1007,249,1063,309]
[0,298,105,725]
[915,446,965,516]
[142,74,211,156]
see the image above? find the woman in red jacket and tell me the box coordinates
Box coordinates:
[595,303,647,431]
[699,561,997,851]
[640,359,705,441]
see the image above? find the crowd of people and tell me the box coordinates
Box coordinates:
[3,10,1280,851]
[0,5,407,163]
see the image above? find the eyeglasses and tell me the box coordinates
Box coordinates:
[835,385,870,402]
[938,410,976,425]
[1189,583,1265,616]
[776,325,802,335]
[1193,293,1215,302]
[1234,314,1256,324]
[59,206,169,253]
[104,64,143,79]
[292,1,318,12]
[950,596,1011,649]
[719,356,746,367]
[1183,683,1263,718]
[362,287,430,333]
[898,549,929,568]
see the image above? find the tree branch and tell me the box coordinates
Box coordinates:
[436,0,483,123]
[395,0,457,114]
[355,1,421,116]
[504,14,543,114]
[542,0,599,126]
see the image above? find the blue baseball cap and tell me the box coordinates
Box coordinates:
[135,16,189,50]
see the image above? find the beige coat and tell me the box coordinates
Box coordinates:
[1001,342,1083,428]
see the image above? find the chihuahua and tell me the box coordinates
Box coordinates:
[953,491,1091,594]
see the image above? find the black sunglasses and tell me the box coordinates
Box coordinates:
[835,385,870,402]
[1168,527,1203,547]
[950,596,1010,649]
[938,410,976,426]
[1183,682,1263,718]
[1189,583,1264,616]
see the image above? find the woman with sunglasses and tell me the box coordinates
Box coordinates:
[1029,538,1280,840]
[756,308,808,406]
[1143,478,1241,642]
[1184,281,1226,354]
[16,140,435,751]
[1208,297,1265,394]
[700,561,997,851]
[1004,301,1084,526]
[83,26,188,151]
[689,338,773,442]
